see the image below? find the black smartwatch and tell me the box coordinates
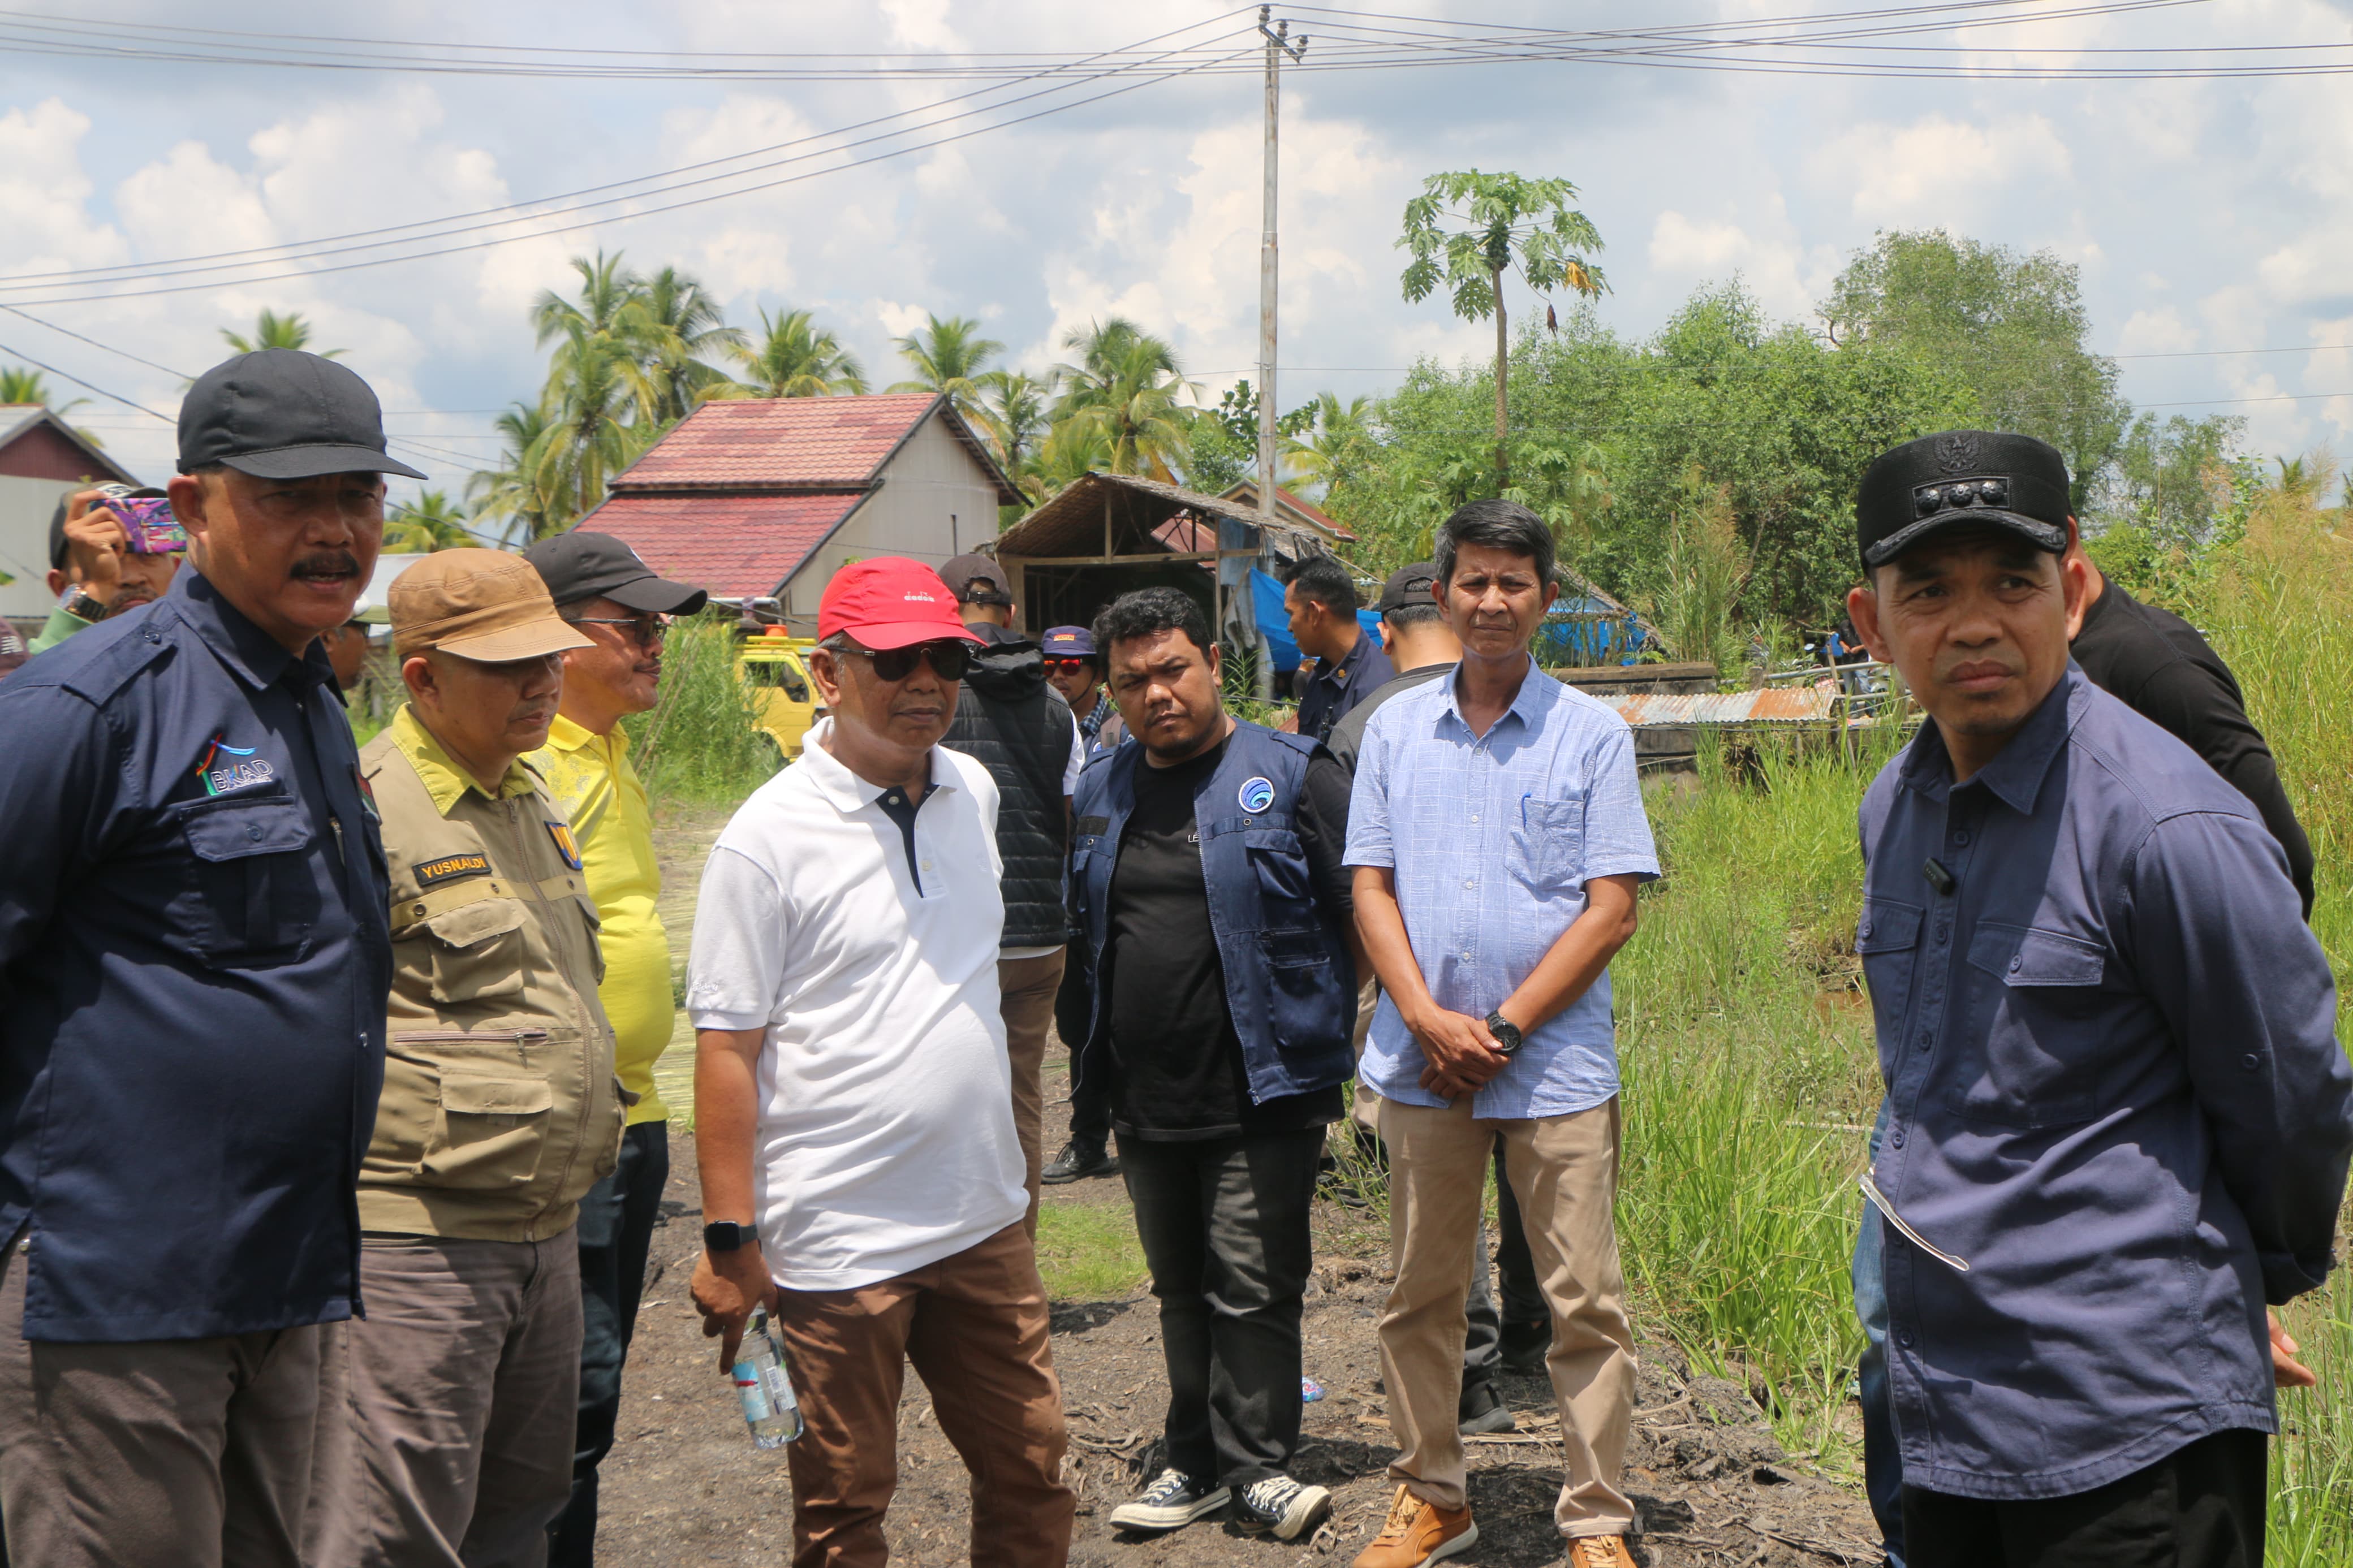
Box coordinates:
[1484,1011,1524,1056]
[703,1220,757,1253]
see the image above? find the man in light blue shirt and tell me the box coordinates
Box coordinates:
[1344,500,1658,1568]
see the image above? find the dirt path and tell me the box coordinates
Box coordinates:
[617,802,1881,1566]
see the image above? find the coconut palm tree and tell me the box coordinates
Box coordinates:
[976,369,1054,490]
[1284,392,1376,492]
[383,490,478,552]
[1027,417,1114,495]
[467,400,567,544]
[222,309,342,357]
[887,314,1003,424]
[0,365,88,414]
[628,266,744,422]
[710,308,867,399]
[1050,318,1198,481]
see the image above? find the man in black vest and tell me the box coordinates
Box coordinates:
[940,554,1084,1233]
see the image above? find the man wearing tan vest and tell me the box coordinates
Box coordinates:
[315,549,627,1568]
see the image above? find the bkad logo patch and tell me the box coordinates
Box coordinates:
[195,734,277,797]
[546,820,584,870]
[1238,776,1275,813]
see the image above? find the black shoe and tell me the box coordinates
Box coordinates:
[1458,1379,1516,1435]
[1042,1138,1118,1184]
[1232,1475,1333,1540]
[1499,1317,1551,1376]
[1109,1467,1229,1532]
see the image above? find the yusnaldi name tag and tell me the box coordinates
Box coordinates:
[415,853,492,888]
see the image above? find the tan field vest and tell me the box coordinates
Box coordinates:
[357,724,626,1241]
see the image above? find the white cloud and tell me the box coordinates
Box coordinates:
[1810,114,2073,228]
[2118,307,2197,355]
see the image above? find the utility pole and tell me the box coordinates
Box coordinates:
[1254,6,1304,701]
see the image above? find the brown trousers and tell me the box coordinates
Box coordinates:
[999,949,1067,1235]
[770,1221,1075,1568]
[0,1232,339,1568]
[1376,1095,1636,1539]
[312,1230,583,1568]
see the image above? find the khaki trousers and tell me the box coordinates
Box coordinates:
[1376,1095,1636,1539]
[770,1221,1075,1568]
[999,949,1067,1235]
[0,1231,338,1568]
[1350,977,1383,1137]
[313,1230,584,1568]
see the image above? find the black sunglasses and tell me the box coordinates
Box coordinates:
[844,640,971,683]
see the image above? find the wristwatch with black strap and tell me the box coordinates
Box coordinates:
[703,1220,757,1253]
[1484,1010,1524,1057]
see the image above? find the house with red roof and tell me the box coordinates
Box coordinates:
[579,393,1020,632]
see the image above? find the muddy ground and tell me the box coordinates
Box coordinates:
[604,806,1884,1566]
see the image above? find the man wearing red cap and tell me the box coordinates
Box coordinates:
[686,558,1076,1567]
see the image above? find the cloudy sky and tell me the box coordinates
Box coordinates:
[1,0,2348,504]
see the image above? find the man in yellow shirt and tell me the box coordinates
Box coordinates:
[521,531,708,1567]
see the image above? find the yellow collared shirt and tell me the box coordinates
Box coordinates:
[525,714,672,1124]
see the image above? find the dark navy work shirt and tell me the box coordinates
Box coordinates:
[1858,666,2352,1500]
[0,569,391,1342]
[1296,629,1393,744]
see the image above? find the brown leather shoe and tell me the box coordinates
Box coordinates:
[1350,1485,1477,1567]
[1568,1536,1638,1568]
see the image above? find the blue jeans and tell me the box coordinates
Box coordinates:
[1855,1100,1906,1567]
[549,1120,669,1566]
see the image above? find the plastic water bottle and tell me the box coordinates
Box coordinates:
[730,1306,803,1448]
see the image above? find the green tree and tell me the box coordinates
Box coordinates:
[711,308,868,399]
[383,490,477,552]
[1398,169,1608,487]
[630,266,745,421]
[222,308,341,357]
[975,369,1055,498]
[1645,474,1752,669]
[467,401,567,544]
[0,365,87,415]
[888,314,1003,425]
[2097,412,2247,549]
[1285,392,1378,494]
[1050,318,1198,482]
[1820,231,2128,511]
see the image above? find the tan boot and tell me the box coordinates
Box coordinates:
[1350,1484,1478,1567]
[1568,1536,1637,1568]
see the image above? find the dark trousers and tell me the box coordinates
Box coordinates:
[549,1121,669,1567]
[1463,1142,1543,1384]
[1121,1128,1324,1487]
[1902,1428,2265,1568]
[1053,950,1111,1146]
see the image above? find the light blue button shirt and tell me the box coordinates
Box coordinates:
[1343,658,1659,1118]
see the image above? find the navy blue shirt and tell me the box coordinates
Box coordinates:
[1296,629,1394,744]
[0,570,391,1342]
[1859,666,2352,1500]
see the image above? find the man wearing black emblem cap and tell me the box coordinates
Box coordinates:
[1845,429,2352,1566]
[0,349,417,1565]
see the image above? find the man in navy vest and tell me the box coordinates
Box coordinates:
[1071,588,1359,1545]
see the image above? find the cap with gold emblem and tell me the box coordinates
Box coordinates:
[1855,430,2072,571]
[388,548,594,662]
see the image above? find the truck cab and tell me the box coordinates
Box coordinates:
[735,628,821,764]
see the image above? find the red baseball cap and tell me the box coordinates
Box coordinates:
[817,558,987,650]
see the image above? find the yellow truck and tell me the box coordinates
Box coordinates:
[735,627,821,764]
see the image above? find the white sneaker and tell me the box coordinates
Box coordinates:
[1234,1474,1334,1541]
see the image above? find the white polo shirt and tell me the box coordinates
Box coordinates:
[686,720,1027,1290]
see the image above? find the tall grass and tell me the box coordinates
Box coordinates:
[619,617,777,805]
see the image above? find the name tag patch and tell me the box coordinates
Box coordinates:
[415,853,492,888]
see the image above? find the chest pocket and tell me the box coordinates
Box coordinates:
[1509,795,1585,896]
[1855,899,1924,1065]
[1950,923,2108,1129]
[181,796,319,967]
[408,899,532,1005]
[1238,824,1316,926]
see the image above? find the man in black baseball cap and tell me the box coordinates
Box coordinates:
[938,552,1015,617]
[516,530,708,1566]
[1843,428,2350,1568]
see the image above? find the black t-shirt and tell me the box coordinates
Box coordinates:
[1102,732,1354,1140]
[2072,580,2316,917]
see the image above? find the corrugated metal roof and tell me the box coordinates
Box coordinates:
[607,394,1016,500]
[574,491,864,600]
[1598,681,1843,727]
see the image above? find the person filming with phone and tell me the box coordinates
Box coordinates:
[32,483,186,653]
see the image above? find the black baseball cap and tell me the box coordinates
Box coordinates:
[523,530,708,614]
[938,552,1013,606]
[1856,430,2071,570]
[1378,561,1442,614]
[177,349,426,481]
